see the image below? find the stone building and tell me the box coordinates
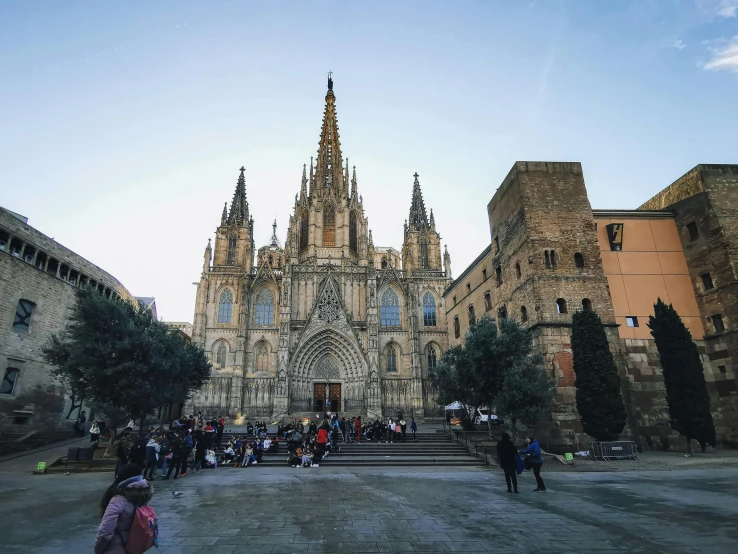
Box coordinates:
[445,162,738,449]
[189,77,452,420]
[0,206,136,430]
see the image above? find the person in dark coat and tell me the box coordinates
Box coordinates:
[496,432,518,493]
[127,438,146,468]
[520,436,546,492]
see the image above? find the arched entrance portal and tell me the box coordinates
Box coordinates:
[289,328,368,414]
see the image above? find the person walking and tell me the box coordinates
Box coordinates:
[520,436,546,492]
[143,436,160,481]
[410,417,418,441]
[165,434,184,480]
[399,417,407,442]
[354,416,362,444]
[387,418,395,443]
[94,464,153,554]
[496,433,519,493]
[114,439,128,479]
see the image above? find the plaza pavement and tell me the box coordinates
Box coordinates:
[2,461,737,554]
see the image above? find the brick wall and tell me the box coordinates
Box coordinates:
[0,208,134,430]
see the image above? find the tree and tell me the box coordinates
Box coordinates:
[648,299,715,453]
[429,345,479,429]
[464,316,505,432]
[44,288,211,437]
[495,319,554,442]
[571,309,627,441]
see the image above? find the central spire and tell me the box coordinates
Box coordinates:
[408,172,429,230]
[314,74,345,192]
[227,166,249,226]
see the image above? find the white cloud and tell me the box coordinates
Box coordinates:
[673,39,686,50]
[704,36,738,72]
[716,0,738,17]
[697,0,738,18]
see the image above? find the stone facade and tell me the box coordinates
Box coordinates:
[0,207,135,430]
[445,161,738,450]
[189,80,452,420]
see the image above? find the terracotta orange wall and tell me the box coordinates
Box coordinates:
[595,216,704,339]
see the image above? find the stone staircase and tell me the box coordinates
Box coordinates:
[249,431,485,468]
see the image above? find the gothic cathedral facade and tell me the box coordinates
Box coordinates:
[189,78,453,420]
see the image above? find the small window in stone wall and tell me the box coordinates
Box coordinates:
[0,229,9,251]
[701,273,714,291]
[520,306,528,322]
[574,253,585,268]
[1,367,20,395]
[484,292,492,311]
[550,250,557,268]
[13,300,35,332]
[556,298,567,314]
[454,317,460,338]
[712,314,725,333]
[582,298,592,311]
[468,305,476,324]
[482,268,487,281]
[544,251,551,268]
[495,266,502,286]
[494,236,499,252]
[626,316,639,328]
[686,222,699,241]
[515,262,521,279]
[718,365,726,374]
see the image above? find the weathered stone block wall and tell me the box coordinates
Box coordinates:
[1,209,134,431]
[640,165,738,446]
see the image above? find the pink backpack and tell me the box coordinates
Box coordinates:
[125,505,158,553]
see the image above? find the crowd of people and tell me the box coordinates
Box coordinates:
[276,412,418,467]
[112,412,227,480]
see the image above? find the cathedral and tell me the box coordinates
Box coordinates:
[189,76,453,421]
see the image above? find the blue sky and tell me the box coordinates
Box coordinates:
[1,1,737,322]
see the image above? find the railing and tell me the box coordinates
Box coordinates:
[442,420,494,467]
[589,441,638,461]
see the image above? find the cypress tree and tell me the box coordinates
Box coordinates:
[648,299,715,453]
[571,309,627,441]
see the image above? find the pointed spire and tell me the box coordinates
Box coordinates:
[430,208,435,228]
[408,172,429,230]
[309,156,314,196]
[221,202,228,225]
[270,219,279,247]
[315,76,344,191]
[351,166,358,198]
[444,244,452,279]
[344,158,350,191]
[227,166,249,226]
[301,163,308,200]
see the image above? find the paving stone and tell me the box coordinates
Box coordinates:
[3,466,738,553]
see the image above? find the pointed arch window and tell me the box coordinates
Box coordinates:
[453,316,460,338]
[381,258,388,269]
[420,238,429,269]
[254,288,274,325]
[217,290,233,323]
[423,292,437,327]
[323,204,336,246]
[381,289,400,327]
[216,343,227,368]
[386,344,398,372]
[255,341,270,372]
[349,211,358,253]
[299,215,308,251]
[427,345,437,370]
[226,234,237,265]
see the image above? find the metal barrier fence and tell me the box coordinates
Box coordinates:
[590,441,638,461]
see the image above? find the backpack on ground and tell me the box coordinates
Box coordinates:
[125,505,158,553]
